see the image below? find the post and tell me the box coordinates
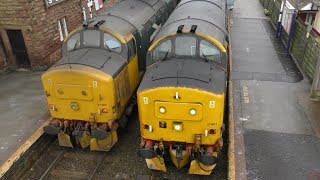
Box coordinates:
[277,0,285,38]
[286,11,297,53]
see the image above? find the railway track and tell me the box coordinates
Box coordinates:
[39,149,106,180]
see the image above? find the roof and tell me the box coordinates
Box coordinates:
[54,48,127,77]
[287,0,313,10]
[152,0,227,46]
[138,58,227,94]
[88,0,164,37]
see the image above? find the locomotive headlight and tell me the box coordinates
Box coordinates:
[173,122,183,131]
[189,108,197,116]
[159,106,166,114]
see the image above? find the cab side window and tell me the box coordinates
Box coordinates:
[128,39,136,61]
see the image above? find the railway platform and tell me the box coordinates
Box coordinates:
[0,70,49,177]
[229,0,320,179]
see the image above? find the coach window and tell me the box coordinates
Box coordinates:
[104,33,121,53]
[83,30,100,48]
[152,39,172,62]
[67,33,80,52]
[200,40,221,62]
[128,39,136,60]
[175,36,197,56]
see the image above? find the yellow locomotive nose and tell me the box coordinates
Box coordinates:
[138,87,224,144]
[42,64,118,150]
[42,64,115,122]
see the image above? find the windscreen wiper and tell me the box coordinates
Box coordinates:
[201,50,226,72]
[161,50,170,62]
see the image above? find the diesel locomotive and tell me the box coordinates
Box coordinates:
[42,0,177,151]
[137,0,229,175]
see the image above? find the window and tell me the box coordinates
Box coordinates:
[128,39,136,60]
[58,17,68,41]
[156,10,162,18]
[152,39,172,62]
[67,33,81,52]
[144,21,152,31]
[200,40,220,61]
[83,30,100,48]
[103,33,121,53]
[175,36,197,56]
[150,15,157,24]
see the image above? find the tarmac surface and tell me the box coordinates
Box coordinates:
[0,71,49,166]
[230,0,320,179]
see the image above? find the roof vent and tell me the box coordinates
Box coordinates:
[177,25,184,33]
[190,25,197,33]
[82,20,94,28]
[94,20,106,28]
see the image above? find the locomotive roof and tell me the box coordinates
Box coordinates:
[152,0,227,46]
[138,58,227,94]
[53,48,126,78]
[87,0,165,37]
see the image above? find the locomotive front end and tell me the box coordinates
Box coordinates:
[41,23,135,151]
[137,0,229,175]
[138,85,225,174]
[42,64,119,151]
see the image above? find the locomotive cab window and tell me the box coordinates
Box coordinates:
[104,33,121,53]
[128,39,136,60]
[67,33,80,52]
[83,30,100,48]
[200,40,221,62]
[175,36,197,56]
[152,39,172,62]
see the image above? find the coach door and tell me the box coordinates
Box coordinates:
[6,30,30,67]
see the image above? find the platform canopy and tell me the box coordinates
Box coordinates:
[286,0,320,10]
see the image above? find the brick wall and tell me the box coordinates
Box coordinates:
[0,0,32,70]
[28,0,119,69]
[0,0,118,70]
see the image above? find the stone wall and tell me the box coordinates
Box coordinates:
[0,0,118,70]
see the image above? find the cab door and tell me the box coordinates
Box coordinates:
[126,36,140,95]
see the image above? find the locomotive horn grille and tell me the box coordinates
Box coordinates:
[177,25,184,33]
[190,25,197,33]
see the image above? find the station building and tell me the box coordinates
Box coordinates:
[0,0,118,71]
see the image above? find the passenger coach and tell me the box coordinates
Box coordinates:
[137,0,229,175]
[42,0,177,151]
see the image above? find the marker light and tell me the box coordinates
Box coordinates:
[173,122,183,131]
[49,104,56,111]
[189,108,197,116]
[144,124,153,132]
[159,106,166,114]
[102,108,108,113]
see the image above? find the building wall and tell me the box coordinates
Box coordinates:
[0,0,32,70]
[0,0,118,70]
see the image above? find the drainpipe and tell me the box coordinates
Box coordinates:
[286,11,297,53]
[277,0,286,38]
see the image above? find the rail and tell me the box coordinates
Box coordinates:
[39,149,106,180]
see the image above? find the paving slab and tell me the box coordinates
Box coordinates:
[0,71,49,176]
[229,0,320,179]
